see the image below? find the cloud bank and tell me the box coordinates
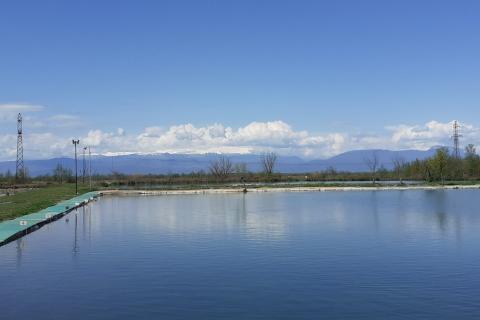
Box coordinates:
[1,103,478,161]
[1,119,478,161]
[73,120,478,159]
[0,103,43,122]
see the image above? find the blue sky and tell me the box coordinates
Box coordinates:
[1,0,480,159]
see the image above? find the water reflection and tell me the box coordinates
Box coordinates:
[426,190,448,232]
[5,190,480,264]
[81,205,92,243]
[73,212,78,255]
[92,190,480,245]
[243,194,287,241]
[369,191,380,232]
[15,238,24,268]
[121,194,290,240]
[233,194,247,226]
[2,190,480,319]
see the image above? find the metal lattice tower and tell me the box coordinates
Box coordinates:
[452,120,462,158]
[16,113,25,180]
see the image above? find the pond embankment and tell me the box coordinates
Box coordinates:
[0,191,99,247]
[101,184,480,196]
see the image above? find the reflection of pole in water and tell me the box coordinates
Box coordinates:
[73,213,78,254]
[235,193,247,226]
[16,238,24,268]
[88,205,92,242]
[242,193,247,222]
[82,206,87,240]
[370,191,380,232]
[82,204,93,243]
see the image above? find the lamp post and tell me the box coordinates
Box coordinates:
[83,146,87,184]
[72,139,80,194]
[88,146,92,190]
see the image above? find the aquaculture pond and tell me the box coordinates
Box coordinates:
[1,190,480,319]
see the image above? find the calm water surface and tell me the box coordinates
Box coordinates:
[1,190,480,319]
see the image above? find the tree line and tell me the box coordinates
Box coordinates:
[362,144,480,184]
[2,147,480,187]
[401,145,480,183]
[208,152,278,182]
[0,153,280,187]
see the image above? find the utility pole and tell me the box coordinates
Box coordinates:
[72,139,80,194]
[16,113,25,182]
[452,121,462,158]
[88,146,92,190]
[82,146,87,184]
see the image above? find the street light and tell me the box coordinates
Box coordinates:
[72,139,80,194]
[88,146,92,190]
[83,146,87,184]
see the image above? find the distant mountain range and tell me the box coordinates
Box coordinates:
[0,147,450,176]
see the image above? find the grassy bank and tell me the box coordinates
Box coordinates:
[0,184,93,222]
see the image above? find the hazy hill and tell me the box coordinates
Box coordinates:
[0,148,447,176]
[0,153,302,176]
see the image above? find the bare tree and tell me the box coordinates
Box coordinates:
[234,162,248,174]
[53,163,73,184]
[465,144,477,157]
[364,151,379,184]
[209,156,234,182]
[261,152,277,175]
[391,155,406,184]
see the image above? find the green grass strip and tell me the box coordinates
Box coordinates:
[0,184,94,222]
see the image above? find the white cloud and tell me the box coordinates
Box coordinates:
[48,114,82,128]
[386,120,479,150]
[0,103,82,132]
[0,103,43,122]
[1,119,479,161]
[28,114,83,129]
[0,134,17,159]
[0,103,43,112]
